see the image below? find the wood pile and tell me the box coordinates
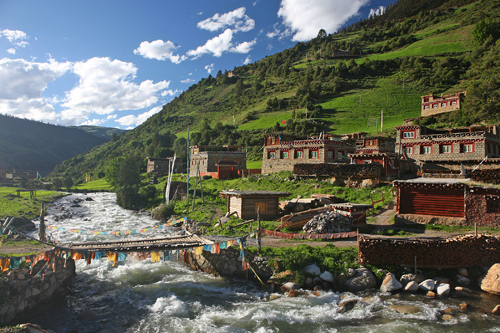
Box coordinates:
[470,168,500,184]
[293,163,382,179]
[358,234,500,268]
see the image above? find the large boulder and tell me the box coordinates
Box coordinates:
[419,279,436,292]
[436,283,451,296]
[361,179,378,189]
[319,271,334,283]
[304,264,321,276]
[480,264,500,295]
[344,267,377,292]
[380,273,403,292]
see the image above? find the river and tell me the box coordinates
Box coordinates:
[28,193,500,332]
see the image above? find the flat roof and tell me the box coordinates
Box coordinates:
[394,177,469,185]
[219,190,291,197]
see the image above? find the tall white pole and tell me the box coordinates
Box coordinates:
[381,110,383,133]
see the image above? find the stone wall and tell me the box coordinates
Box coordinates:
[185,246,274,284]
[0,257,76,324]
[465,188,500,227]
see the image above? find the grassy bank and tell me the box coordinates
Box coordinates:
[0,187,63,220]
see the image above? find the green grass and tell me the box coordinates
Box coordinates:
[73,178,113,191]
[319,76,423,134]
[0,187,64,219]
[238,112,293,131]
[246,160,262,169]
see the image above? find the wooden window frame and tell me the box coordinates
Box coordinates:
[295,150,303,159]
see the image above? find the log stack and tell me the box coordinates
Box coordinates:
[359,234,500,268]
[293,163,382,179]
[470,168,500,184]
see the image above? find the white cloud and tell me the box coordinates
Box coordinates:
[243,56,252,65]
[205,63,215,74]
[161,89,180,97]
[0,29,29,47]
[187,29,234,58]
[0,58,71,122]
[80,118,105,126]
[277,0,368,41]
[197,7,255,33]
[230,39,256,53]
[369,6,386,18]
[6,48,15,55]
[61,57,170,124]
[116,106,162,127]
[266,23,292,40]
[134,40,186,63]
[181,78,195,84]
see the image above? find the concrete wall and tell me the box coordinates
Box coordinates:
[0,257,76,324]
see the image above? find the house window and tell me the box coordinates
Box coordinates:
[402,131,415,138]
[268,151,276,159]
[486,197,500,213]
[424,105,429,110]
[281,151,289,159]
[442,102,447,107]
[327,150,334,159]
[462,144,474,153]
[310,150,319,159]
[405,146,413,154]
[337,151,344,159]
[432,104,438,108]
[295,150,303,159]
[422,146,432,154]
[270,137,276,144]
[451,101,457,106]
[441,145,452,153]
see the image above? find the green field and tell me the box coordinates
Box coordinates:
[0,187,63,219]
[73,178,113,191]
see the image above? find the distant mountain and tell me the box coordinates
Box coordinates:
[70,125,127,141]
[0,114,107,176]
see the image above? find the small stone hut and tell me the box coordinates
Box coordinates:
[219,190,291,220]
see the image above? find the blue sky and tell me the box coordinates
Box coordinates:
[0,0,393,129]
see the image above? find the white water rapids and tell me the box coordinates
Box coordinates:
[28,193,500,332]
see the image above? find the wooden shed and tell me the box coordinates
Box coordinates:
[219,190,291,220]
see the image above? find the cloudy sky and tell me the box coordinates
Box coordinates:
[0,0,393,129]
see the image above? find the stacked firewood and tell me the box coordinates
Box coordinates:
[293,163,382,178]
[359,234,500,268]
[470,169,500,184]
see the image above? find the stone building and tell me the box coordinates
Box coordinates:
[261,134,356,174]
[395,124,500,172]
[147,157,176,176]
[421,91,466,117]
[190,145,246,179]
[349,136,399,176]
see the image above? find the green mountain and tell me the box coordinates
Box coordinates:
[0,114,107,176]
[70,125,127,141]
[51,0,500,182]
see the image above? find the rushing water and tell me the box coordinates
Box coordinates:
[28,193,500,332]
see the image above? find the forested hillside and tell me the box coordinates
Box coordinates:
[0,114,106,175]
[51,0,500,182]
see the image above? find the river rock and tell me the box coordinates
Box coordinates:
[492,305,500,315]
[344,267,377,292]
[304,264,321,276]
[419,279,436,292]
[269,294,280,301]
[339,299,358,313]
[380,273,403,292]
[389,305,422,314]
[480,264,500,295]
[436,283,451,296]
[347,268,356,278]
[442,314,453,321]
[457,268,468,277]
[426,291,436,298]
[404,281,419,292]
[457,275,471,286]
[281,282,300,292]
[319,271,334,283]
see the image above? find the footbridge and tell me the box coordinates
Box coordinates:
[62,233,214,252]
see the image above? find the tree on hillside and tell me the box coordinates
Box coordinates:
[63,176,74,191]
[472,18,500,45]
[52,178,63,190]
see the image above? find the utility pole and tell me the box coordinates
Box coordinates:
[381,110,384,133]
